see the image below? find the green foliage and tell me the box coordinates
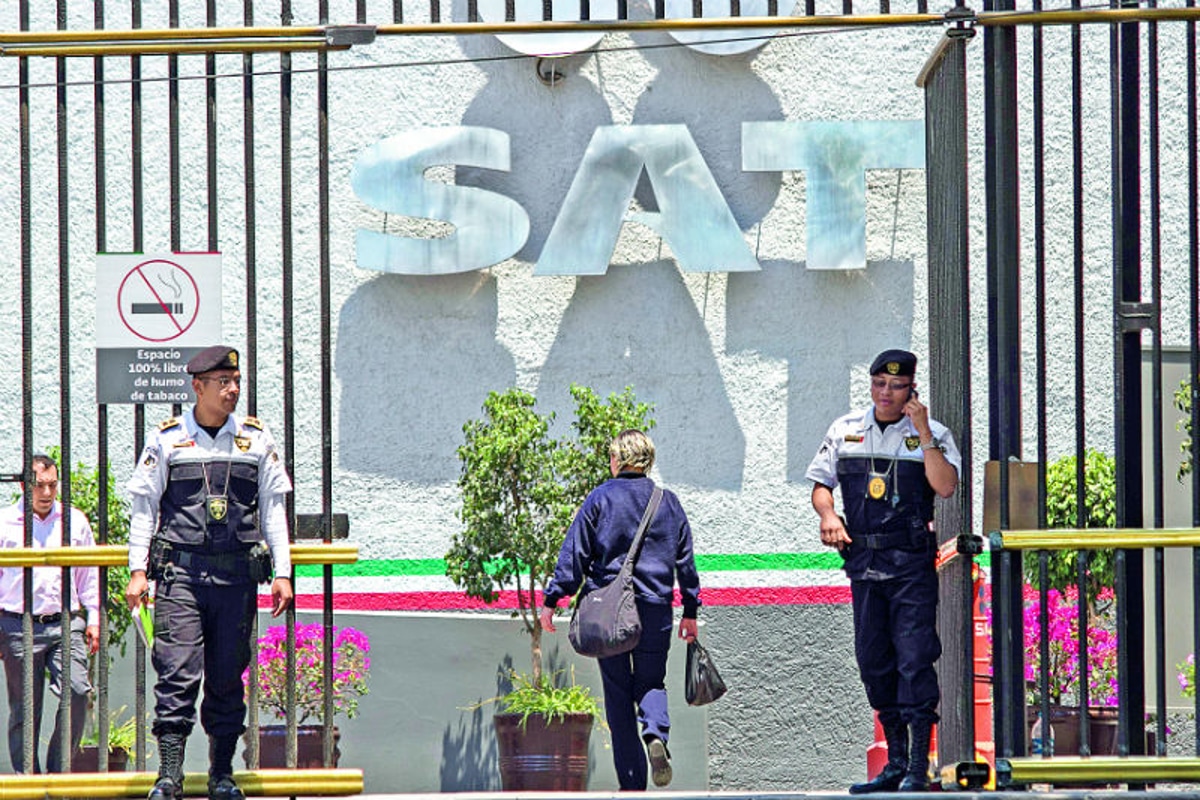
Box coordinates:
[496,670,602,727]
[1176,378,1195,481]
[1024,449,1117,598]
[447,384,655,685]
[79,705,142,756]
[14,447,132,657]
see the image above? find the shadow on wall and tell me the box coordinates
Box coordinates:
[453,5,615,261]
[336,271,516,483]
[538,261,745,491]
[441,705,497,791]
[726,258,915,482]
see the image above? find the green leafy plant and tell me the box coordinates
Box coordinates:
[1024,449,1116,602]
[494,670,602,726]
[12,447,132,657]
[1176,378,1195,481]
[446,384,654,689]
[79,705,142,756]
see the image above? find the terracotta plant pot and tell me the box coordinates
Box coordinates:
[246,724,341,768]
[1027,706,1149,756]
[72,744,131,772]
[494,712,593,791]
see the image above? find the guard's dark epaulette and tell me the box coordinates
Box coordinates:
[242,416,264,431]
[158,417,181,432]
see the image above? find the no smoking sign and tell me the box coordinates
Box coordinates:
[117,258,201,342]
[95,252,222,405]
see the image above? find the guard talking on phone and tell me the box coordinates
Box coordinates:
[805,349,961,793]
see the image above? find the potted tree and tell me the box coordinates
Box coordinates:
[72,707,141,772]
[446,384,655,790]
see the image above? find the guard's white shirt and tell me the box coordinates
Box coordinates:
[806,406,962,489]
[0,499,100,625]
[127,408,293,578]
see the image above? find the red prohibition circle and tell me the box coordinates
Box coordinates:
[117,259,202,342]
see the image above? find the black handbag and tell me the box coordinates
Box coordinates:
[685,638,727,706]
[568,487,663,659]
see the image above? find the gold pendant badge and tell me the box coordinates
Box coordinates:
[234,435,252,452]
[207,497,228,522]
[867,476,887,500]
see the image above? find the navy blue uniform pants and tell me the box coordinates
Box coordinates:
[598,600,673,791]
[151,578,256,738]
[851,568,941,727]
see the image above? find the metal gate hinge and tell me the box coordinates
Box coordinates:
[944,4,977,38]
[1116,301,1157,332]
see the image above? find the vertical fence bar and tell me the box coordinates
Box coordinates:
[207,0,218,254]
[55,0,77,770]
[280,0,298,772]
[983,0,1024,760]
[318,0,336,769]
[18,0,36,778]
[1112,0,1146,758]
[244,0,258,418]
[1146,0,1168,756]
[244,0,261,769]
[131,0,148,772]
[94,0,112,771]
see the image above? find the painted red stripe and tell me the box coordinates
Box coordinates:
[259,586,852,612]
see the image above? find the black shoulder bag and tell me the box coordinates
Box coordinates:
[568,486,663,659]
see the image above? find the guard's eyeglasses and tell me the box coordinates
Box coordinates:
[870,379,912,392]
[198,376,240,389]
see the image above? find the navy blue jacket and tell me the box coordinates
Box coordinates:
[543,473,701,618]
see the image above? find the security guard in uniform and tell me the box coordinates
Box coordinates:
[805,350,960,793]
[124,346,293,800]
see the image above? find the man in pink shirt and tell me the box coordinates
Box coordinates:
[0,453,100,773]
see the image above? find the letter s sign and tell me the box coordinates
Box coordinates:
[351,127,530,275]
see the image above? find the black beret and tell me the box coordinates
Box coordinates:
[869,349,917,377]
[186,345,239,375]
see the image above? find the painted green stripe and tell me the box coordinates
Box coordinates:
[295,551,992,578]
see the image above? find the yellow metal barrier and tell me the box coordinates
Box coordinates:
[991,526,1200,552]
[1000,756,1200,786]
[0,543,358,569]
[0,769,363,799]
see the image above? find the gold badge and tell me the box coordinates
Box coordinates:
[905,436,920,451]
[887,362,900,375]
[207,497,228,522]
[234,436,251,452]
[158,417,180,431]
[867,476,887,500]
[228,351,238,367]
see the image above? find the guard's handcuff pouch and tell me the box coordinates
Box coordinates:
[247,542,274,585]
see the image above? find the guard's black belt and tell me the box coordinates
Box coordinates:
[169,550,247,573]
[0,610,62,624]
[859,528,933,550]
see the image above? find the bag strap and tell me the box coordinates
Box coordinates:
[621,486,663,573]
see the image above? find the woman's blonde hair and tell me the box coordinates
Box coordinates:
[609,429,655,473]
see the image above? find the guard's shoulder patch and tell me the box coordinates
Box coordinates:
[158,417,181,432]
[242,416,264,431]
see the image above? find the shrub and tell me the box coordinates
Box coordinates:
[245,624,371,725]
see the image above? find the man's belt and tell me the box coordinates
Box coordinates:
[169,549,249,573]
[859,528,934,550]
[0,610,63,624]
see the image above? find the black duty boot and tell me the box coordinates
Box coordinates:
[149,732,186,800]
[899,720,934,792]
[849,717,908,794]
[209,735,246,800]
